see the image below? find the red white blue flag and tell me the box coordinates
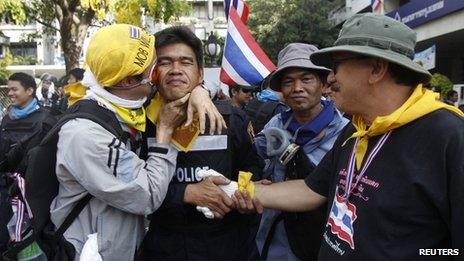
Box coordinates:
[220,7,276,87]
[224,0,249,24]
[371,0,383,13]
[327,193,357,249]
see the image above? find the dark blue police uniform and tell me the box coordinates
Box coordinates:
[139,100,263,261]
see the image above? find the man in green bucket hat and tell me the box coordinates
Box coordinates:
[233,13,464,260]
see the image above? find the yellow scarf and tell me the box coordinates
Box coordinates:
[64,82,87,106]
[146,93,200,152]
[64,82,146,132]
[349,85,464,171]
[108,102,146,132]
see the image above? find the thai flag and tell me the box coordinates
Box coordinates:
[327,193,357,249]
[224,0,249,24]
[371,0,383,13]
[219,7,276,87]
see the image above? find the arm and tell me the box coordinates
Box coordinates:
[58,97,190,215]
[58,119,178,215]
[234,140,336,213]
[255,180,326,212]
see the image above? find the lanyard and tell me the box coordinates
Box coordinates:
[343,131,392,200]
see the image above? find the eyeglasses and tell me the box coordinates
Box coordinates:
[109,63,158,90]
[331,56,370,74]
[241,88,253,94]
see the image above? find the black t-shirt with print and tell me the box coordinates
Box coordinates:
[305,109,464,260]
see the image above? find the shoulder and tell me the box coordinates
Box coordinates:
[59,118,118,144]
[329,109,349,132]
[262,113,284,130]
[230,106,249,122]
[410,109,463,137]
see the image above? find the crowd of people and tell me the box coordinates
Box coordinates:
[0,13,463,261]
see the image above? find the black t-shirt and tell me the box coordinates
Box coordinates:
[305,109,464,260]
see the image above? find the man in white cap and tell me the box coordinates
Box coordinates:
[252,43,347,260]
[50,24,224,260]
[234,13,463,260]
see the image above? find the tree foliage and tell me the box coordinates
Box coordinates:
[430,73,454,98]
[248,0,340,61]
[0,51,12,85]
[1,0,189,72]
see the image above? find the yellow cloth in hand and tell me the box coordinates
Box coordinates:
[349,85,464,170]
[238,171,255,198]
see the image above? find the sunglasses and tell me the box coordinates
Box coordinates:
[241,88,253,94]
[331,56,370,74]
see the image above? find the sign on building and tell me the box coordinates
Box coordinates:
[386,0,464,28]
[414,45,436,71]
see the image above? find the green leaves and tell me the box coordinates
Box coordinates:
[0,0,26,24]
[1,0,190,71]
[430,73,454,97]
[146,0,190,23]
[248,0,339,62]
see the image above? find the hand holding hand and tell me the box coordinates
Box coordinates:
[232,179,271,214]
[184,175,234,219]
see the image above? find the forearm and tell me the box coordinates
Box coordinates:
[255,179,326,212]
[156,125,174,144]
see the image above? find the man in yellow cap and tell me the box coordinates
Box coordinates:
[50,24,224,260]
[234,13,463,260]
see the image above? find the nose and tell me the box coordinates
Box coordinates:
[169,61,183,73]
[292,80,304,92]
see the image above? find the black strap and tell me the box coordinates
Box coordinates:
[261,213,284,260]
[54,194,92,240]
[43,101,124,239]
[41,100,125,145]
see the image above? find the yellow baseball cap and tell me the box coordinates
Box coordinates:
[85,24,156,87]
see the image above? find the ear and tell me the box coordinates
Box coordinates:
[198,68,204,85]
[26,87,34,96]
[368,58,389,84]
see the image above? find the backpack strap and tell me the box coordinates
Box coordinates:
[53,194,92,241]
[41,99,125,145]
[40,100,125,239]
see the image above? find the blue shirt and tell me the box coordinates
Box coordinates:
[254,101,348,260]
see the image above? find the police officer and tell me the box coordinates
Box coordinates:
[140,26,263,260]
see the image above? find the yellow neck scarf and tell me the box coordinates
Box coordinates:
[107,102,146,132]
[349,85,464,170]
[64,82,146,132]
[146,93,200,152]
